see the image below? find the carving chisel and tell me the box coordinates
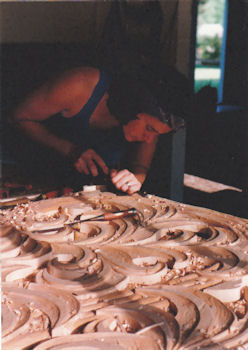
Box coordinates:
[32,208,138,233]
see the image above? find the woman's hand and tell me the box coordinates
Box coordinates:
[110,169,142,194]
[74,149,109,177]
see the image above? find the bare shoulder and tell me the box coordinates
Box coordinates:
[51,66,99,86]
[11,67,100,121]
[45,66,100,100]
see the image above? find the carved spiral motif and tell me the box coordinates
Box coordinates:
[1,190,248,349]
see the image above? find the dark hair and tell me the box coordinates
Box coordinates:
[107,71,187,131]
[107,74,159,123]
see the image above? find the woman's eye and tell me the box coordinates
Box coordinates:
[146,125,153,132]
[146,125,157,133]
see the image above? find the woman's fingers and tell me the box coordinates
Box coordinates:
[74,149,109,176]
[111,169,142,194]
[74,152,141,194]
[90,151,109,175]
[110,169,118,177]
[111,169,130,184]
[75,158,90,175]
[87,158,99,177]
[127,182,141,195]
[111,169,131,189]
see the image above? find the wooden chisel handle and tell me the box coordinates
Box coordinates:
[72,208,137,224]
[99,208,137,221]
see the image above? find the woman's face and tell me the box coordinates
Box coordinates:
[123,113,171,143]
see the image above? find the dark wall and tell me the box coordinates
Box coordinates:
[1,43,98,119]
[222,0,248,107]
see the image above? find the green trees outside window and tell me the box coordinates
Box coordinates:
[194,0,226,92]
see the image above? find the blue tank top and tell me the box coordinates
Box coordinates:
[44,71,127,167]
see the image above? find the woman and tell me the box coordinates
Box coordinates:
[8,66,183,194]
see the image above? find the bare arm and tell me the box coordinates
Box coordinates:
[8,68,101,156]
[128,138,157,184]
[8,68,110,176]
[12,119,75,158]
[9,81,77,158]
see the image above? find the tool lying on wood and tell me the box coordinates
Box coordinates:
[0,194,42,209]
[0,188,73,210]
[32,208,138,233]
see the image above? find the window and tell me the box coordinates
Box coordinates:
[194,0,226,100]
